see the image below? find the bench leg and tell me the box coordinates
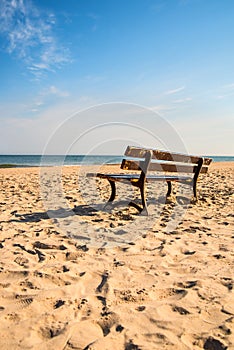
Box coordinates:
[193,179,198,200]
[129,183,148,215]
[139,182,148,215]
[107,179,116,202]
[192,158,203,201]
[166,181,172,197]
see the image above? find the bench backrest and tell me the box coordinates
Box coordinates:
[121,146,212,174]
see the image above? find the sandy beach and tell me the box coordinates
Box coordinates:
[0,162,233,349]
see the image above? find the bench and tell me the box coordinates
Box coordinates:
[87,146,212,215]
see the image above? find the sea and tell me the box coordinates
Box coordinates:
[0,155,123,168]
[0,155,233,168]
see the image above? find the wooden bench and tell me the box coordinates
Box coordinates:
[87,146,212,215]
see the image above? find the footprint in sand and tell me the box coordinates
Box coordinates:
[152,287,188,301]
[176,280,198,289]
[203,336,228,350]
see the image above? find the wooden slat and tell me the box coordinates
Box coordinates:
[124,146,212,165]
[121,159,141,170]
[121,159,209,174]
[87,172,192,183]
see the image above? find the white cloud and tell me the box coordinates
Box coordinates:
[0,101,186,155]
[170,114,234,155]
[164,86,185,95]
[48,85,69,97]
[83,75,106,83]
[35,101,44,106]
[222,83,234,89]
[0,85,70,117]
[214,82,234,99]
[0,101,78,154]
[216,92,234,100]
[173,97,192,103]
[25,85,70,114]
[150,104,175,114]
[0,0,71,78]
[0,100,233,155]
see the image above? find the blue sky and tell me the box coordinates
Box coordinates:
[0,0,233,155]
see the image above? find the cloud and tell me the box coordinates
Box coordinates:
[26,85,70,114]
[0,0,71,78]
[164,86,185,95]
[216,83,234,99]
[82,75,106,83]
[222,83,234,90]
[216,92,234,100]
[150,104,175,114]
[173,97,192,103]
[151,1,167,13]
[48,85,69,97]
[1,99,233,155]
[87,12,100,32]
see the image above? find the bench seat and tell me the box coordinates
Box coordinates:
[87,173,192,183]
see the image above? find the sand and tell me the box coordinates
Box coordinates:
[0,162,233,349]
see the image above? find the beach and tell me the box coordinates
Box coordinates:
[0,162,233,349]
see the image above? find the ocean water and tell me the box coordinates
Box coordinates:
[210,156,234,162]
[0,154,233,168]
[0,155,123,167]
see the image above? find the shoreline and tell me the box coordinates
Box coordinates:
[0,160,234,169]
[0,163,121,169]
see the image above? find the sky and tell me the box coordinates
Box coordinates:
[0,0,233,155]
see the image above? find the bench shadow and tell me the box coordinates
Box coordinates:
[4,195,192,225]
[6,204,100,224]
[5,198,160,224]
